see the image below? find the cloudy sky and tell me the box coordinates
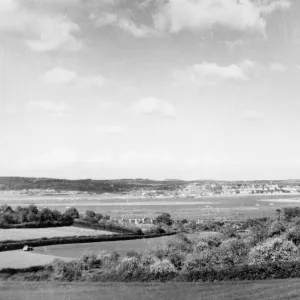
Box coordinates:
[0,0,299,180]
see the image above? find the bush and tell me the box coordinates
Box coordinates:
[116,257,145,280]
[50,259,82,281]
[286,226,300,246]
[150,259,177,275]
[182,250,220,272]
[267,221,286,237]
[79,252,101,270]
[98,250,120,268]
[218,238,250,266]
[283,207,300,222]
[248,237,299,265]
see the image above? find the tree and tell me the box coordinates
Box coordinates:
[63,207,79,222]
[155,213,173,226]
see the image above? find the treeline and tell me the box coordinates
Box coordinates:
[0,205,79,228]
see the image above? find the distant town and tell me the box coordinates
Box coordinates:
[1,177,300,198]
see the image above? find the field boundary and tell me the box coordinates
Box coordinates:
[0,232,177,252]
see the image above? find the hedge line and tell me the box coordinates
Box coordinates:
[73,220,142,235]
[0,232,176,252]
[0,221,72,229]
[2,261,300,282]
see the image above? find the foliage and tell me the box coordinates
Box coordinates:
[267,221,286,238]
[283,207,300,222]
[149,259,177,275]
[155,213,173,226]
[285,226,300,246]
[248,237,299,265]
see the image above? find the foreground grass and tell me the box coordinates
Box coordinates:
[0,227,115,242]
[2,279,300,300]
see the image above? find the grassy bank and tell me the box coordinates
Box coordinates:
[2,280,300,300]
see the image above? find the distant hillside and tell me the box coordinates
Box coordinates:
[0,177,186,194]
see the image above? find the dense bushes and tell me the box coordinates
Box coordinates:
[248,237,298,265]
[0,205,79,228]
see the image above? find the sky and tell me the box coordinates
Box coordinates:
[0,0,300,181]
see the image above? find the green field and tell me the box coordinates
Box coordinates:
[0,251,72,269]
[2,279,300,300]
[0,227,115,242]
[34,235,178,258]
[34,232,215,259]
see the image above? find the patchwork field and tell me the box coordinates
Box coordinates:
[0,250,72,269]
[0,227,115,242]
[34,232,215,259]
[2,279,300,300]
[35,235,177,258]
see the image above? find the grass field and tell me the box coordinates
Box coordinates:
[0,227,115,242]
[35,235,178,258]
[2,280,300,300]
[34,232,216,259]
[0,251,72,269]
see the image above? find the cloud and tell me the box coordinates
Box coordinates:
[242,109,264,121]
[44,67,78,84]
[43,67,105,87]
[174,60,255,86]
[0,0,81,51]
[92,12,159,38]
[25,100,72,117]
[154,0,291,34]
[133,97,176,118]
[96,125,125,135]
[270,62,287,72]
[37,147,78,167]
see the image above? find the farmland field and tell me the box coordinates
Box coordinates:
[2,279,300,300]
[0,227,115,242]
[34,234,180,258]
[34,232,216,259]
[0,250,72,269]
[2,192,300,221]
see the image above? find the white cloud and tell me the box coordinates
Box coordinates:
[270,62,287,72]
[92,12,160,38]
[26,100,72,117]
[0,0,81,51]
[174,60,255,86]
[154,0,291,34]
[38,147,78,167]
[242,109,264,121]
[133,97,176,118]
[43,67,105,88]
[96,125,125,135]
[44,67,78,84]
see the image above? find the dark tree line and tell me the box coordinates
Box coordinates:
[0,205,79,226]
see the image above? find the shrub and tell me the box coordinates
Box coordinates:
[218,238,250,266]
[150,259,177,275]
[283,207,300,222]
[50,259,82,281]
[79,252,101,270]
[267,221,286,238]
[286,226,300,246]
[248,237,299,265]
[98,250,120,268]
[126,251,141,259]
[116,257,145,279]
[197,234,222,248]
[182,250,220,272]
